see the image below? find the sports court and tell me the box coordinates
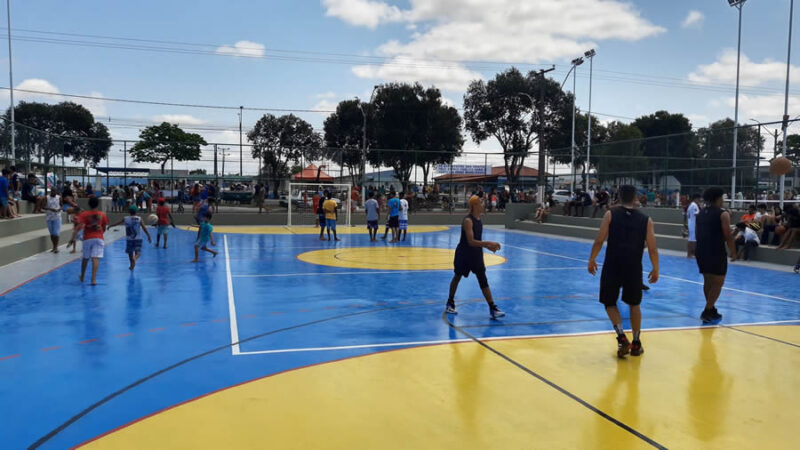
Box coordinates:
[1,225,798,449]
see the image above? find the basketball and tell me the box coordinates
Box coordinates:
[770,156,793,176]
[147,214,159,226]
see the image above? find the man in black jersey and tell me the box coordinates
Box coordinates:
[695,187,736,323]
[588,185,659,357]
[445,195,505,319]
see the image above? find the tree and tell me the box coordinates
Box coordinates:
[248,114,321,194]
[632,111,695,186]
[464,68,571,188]
[591,122,649,184]
[189,168,207,175]
[0,101,107,168]
[416,89,463,187]
[368,83,462,192]
[780,134,800,162]
[324,99,371,188]
[130,122,207,174]
[695,119,762,190]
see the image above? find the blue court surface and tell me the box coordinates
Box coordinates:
[1,226,798,448]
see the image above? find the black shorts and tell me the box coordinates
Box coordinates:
[599,268,642,307]
[696,254,727,276]
[388,216,399,228]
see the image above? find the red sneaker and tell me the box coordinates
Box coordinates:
[616,335,630,358]
[630,340,644,356]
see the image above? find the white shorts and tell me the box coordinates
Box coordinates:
[82,238,104,259]
[688,223,696,242]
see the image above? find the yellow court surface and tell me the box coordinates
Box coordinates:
[297,247,507,270]
[180,225,450,235]
[81,325,800,450]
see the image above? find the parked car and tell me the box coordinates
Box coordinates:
[550,190,571,204]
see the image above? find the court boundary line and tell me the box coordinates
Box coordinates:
[440,312,668,449]
[235,319,800,355]
[503,244,800,305]
[224,236,241,355]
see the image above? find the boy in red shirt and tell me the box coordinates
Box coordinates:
[155,198,174,249]
[72,197,109,285]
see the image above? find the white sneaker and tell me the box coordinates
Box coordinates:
[490,304,505,319]
[445,301,457,314]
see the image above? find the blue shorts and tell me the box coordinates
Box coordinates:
[0,197,8,207]
[318,214,326,224]
[47,219,61,236]
[399,219,408,231]
[125,239,143,254]
[367,220,378,230]
[326,219,337,231]
[157,225,170,235]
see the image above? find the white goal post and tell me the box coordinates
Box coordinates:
[287,183,352,228]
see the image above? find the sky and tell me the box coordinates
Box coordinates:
[0,0,797,173]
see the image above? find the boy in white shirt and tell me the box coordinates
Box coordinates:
[398,192,409,241]
[44,189,62,253]
[686,193,701,258]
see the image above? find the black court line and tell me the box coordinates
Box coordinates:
[458,314,687,329]
[441,312,668,450]
[28,301,446,449]
[724,325,800,349]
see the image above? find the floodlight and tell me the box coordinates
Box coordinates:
[571,57,584,66]
[728,0,746,7]
[584,49,596,58]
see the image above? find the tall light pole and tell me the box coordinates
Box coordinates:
[518,65,555,204]
[779,0,794,208]
[6,0,15,165]
[569,57,584,195]
[584,49,596,192]
[749,119,766,201]
[357,85,378,207]
[728,0,746,207]
[238,106,243,176]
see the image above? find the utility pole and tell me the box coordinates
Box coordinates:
[779,0,794,208]
[729,0,747,207]
[6,0,15,164]
[238,106,244,177]
[214,144,218,186]
[529,66,555,204]
[584,49,596,191]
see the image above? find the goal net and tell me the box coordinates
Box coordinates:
[287,183,352,228]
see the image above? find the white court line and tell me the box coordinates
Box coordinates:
[235,319,800,355]
[504,244,800,305]
[224,235,241,355]
[232,266,585,278]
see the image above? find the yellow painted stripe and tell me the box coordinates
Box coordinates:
[179,225,449,235]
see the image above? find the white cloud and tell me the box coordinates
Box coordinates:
[14,78,107,117]
[352,57,481,92]
[689,49,800,86]
[326,0,664,92]
[725,93,800,123]
[315,92,337,100]
[215,40,266,58]
[681,10,704,29]
[312,98,339,112]
[322,0,405,29]
[152,114,206,126]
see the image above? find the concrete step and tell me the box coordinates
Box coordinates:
[0,214,61,239]
[0,223,76,267]
[510,221,799,266]
[550,206,748,224]
[542,214,685,237]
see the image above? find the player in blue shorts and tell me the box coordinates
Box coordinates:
[110,206,152,270]
[192,212,218,262]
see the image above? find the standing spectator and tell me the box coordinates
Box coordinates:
[686,194,701,258]
[86,183,94,197]
[696,188,737,323]
[0,168,11,219]
[44,188,62,253]
[206,182,217,213]
[254,183,266,214]
[111,188,120,212]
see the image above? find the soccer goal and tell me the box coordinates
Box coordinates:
[287,182,352,228]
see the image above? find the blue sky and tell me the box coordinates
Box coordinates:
[1,0,797,169]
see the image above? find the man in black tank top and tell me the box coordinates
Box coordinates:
[588,185,659,358]
[695,187,737,323]
[445,195,505,319]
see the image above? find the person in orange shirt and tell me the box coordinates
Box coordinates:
[72,197,110,286]
[155,198,174,249]
[740,205,757,224]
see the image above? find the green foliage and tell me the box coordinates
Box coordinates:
[591,122,649,183]
[781,134,800,162]
[0,101,110,167]
[248,114,321,193]
[189,168,207,175]
[464,67,570,187]
[323,99,369,187]
[695,119,762,189]
[368,83,462,191]
[130,122,207,174]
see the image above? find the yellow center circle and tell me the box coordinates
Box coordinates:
[296,247,507,270]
